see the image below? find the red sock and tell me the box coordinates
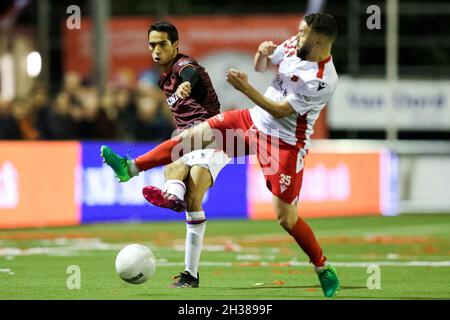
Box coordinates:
[288,217,326,267]
[134,137,182,171]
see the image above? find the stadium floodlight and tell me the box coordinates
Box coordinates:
[26,51,42,78]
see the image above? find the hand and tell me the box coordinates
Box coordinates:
[258,41,277,57]
[176,81,192,99]
[226,69,249,92]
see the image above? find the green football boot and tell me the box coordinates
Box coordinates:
[317,264,340,297]
[100,145,133,182]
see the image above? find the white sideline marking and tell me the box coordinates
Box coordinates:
[0,238,127,257]
[155,260,450,267]
[0,268,15,275]
[0,238,448,269]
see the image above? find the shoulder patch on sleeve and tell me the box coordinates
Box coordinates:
[177,59,192,68]
[175,59,197,74]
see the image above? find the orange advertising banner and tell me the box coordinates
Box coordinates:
[0,142,80,228]
[248,151,395,219]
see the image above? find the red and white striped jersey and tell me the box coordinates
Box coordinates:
[250,36,338,155]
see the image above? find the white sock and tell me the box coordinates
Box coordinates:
[184,211,206,279]
[129,160,140,177]
[164,180,186,200]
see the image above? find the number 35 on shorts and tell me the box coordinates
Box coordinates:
[279,174,291,186]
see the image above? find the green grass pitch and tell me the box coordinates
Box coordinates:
[0,214,449,300]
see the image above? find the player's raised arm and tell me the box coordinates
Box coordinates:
[254,41,277,72]
[226,69,295,118]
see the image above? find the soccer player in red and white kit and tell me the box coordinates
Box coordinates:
[102,13,340,297]
[102,21,230,288]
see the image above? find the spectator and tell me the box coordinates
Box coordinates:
[11,98,39,140]
[31,86,52,139]
[131,92,174,141]
[46,92,79,139]
[93,90,118,140]
[62,72,85,134]
[63,72,84,107]
[114,87,137,140]
[77,87,100,139]
[0,99,21,140]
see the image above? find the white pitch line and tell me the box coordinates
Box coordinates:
[155,260,450,267]
[0,268,15,275]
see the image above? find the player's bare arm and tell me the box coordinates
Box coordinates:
[226,69,295,118]
[254,41,277,72]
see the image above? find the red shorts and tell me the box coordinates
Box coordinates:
[207,109,304,204]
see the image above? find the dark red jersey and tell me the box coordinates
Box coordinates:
[158,54,221,129]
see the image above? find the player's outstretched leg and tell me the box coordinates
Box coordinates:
[100,145,136,182]
[103,121,217,182]
[134,122,214,172]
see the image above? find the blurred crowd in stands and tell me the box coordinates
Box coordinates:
[0,72,176,141]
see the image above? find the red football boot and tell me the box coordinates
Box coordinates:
[142,186,186,212]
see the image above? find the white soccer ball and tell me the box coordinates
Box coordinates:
[115,244,156,284]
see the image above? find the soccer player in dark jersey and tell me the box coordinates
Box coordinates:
[101,22,230,288]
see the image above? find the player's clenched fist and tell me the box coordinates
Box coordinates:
[258,41,277,57]
[176,81,192,99]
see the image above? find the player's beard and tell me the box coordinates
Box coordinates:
[297,43,312,60]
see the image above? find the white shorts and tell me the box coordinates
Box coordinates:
[181,149,231,183]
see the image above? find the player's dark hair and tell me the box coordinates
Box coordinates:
[304,12,338,41]
[148,21,179,43]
